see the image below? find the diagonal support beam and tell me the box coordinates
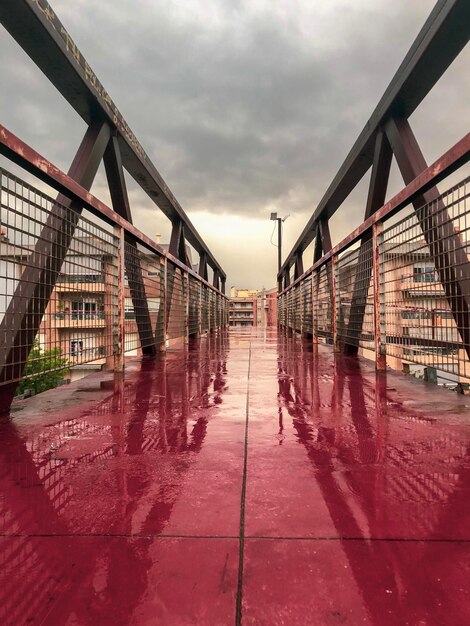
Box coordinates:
[385,117,470,360]
[198,252,208,282]
[311,217,335,341]
[213,269,220,291]
[313,217,333,299]
[0,120,111,413]
[169,220,190,267]
[316,218,332,260]
[283,270,291,291]
[165,221,191,342]
[294,252,304,281]
[103,136,156,356]
[343,130,393,354]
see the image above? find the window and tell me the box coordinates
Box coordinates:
[413,264,437,283]
[403,346,458,356]
[71,300,105,320]
[401,310,432,320]
[71,340,83,356]
[435,310,454,320]
[124,298,136,320]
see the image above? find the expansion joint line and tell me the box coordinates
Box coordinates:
[236,341,252,626]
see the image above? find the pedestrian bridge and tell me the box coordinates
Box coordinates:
[1,0,470,624]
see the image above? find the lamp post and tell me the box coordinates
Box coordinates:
[270,212,289,279]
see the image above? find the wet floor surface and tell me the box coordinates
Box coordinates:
[2,328,470,625]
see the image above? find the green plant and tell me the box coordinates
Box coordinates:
[16,341,70,396]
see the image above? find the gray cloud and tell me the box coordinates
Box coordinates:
[1,0,468,287]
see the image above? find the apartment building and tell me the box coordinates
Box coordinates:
[229,287,277,327]
[256,287,277,327]
[229,296,257,327]
[0,230,166,382]
[337,236,469,386]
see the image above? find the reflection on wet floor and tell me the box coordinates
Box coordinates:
[1,328,470,625]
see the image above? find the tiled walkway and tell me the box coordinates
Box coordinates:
[2,328,470,625]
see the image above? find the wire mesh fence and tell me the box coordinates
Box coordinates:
[123,241,165,353]
[0,169,119,388]
[0,167,228,400]
[189,276,201,336]
[381,177,470,384]
[166,263,186,342]
[314,263,333,341]
[301,275,313,335]
[336,239,374,352]
[278,174,470,387]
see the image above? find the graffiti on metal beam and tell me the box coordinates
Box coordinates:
[29,0,148,163]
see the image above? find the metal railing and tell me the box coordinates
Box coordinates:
[0,167,228,408]
[278,163,470,388]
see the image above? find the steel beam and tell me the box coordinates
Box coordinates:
[283,270,291,291]
[169,220,191,267]
[198,253,208,282]
[294,252,304,281]
[343,131,392,354]
[103,136,156,356]
[313,218,333,323]
[213,269,220,291]
[0,0,225,281]
[0,120,111,412]
[279,0,470,279]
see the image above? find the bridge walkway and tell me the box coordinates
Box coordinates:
[1,328,470,625]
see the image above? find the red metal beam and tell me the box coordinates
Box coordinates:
[103,136,157,356]
[343,130,393,354]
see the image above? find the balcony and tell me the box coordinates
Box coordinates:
[53,312,107,328]
[55,275,107,293]
[400,276,445,297]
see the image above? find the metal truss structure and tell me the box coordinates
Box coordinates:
[279,0,470,377]
[0,0,228,413]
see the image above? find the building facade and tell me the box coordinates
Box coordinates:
[229,287,277,328]
[229,296,257,327]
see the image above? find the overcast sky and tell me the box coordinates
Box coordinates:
[1,0,469,289]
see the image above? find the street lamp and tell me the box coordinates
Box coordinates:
[270,212,289,275]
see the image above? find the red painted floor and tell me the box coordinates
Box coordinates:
[2,328,470,625]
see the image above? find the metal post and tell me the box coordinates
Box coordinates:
[199,282,203,337]
[331,255,340,352]
[185,272,190,344]
[208,289,211,335]
[161,257,167,352]
[277,218,282,275]
[104,136,156,356]
[312,270,318,347]
[114,226,125,372]
[372,222,386,371]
